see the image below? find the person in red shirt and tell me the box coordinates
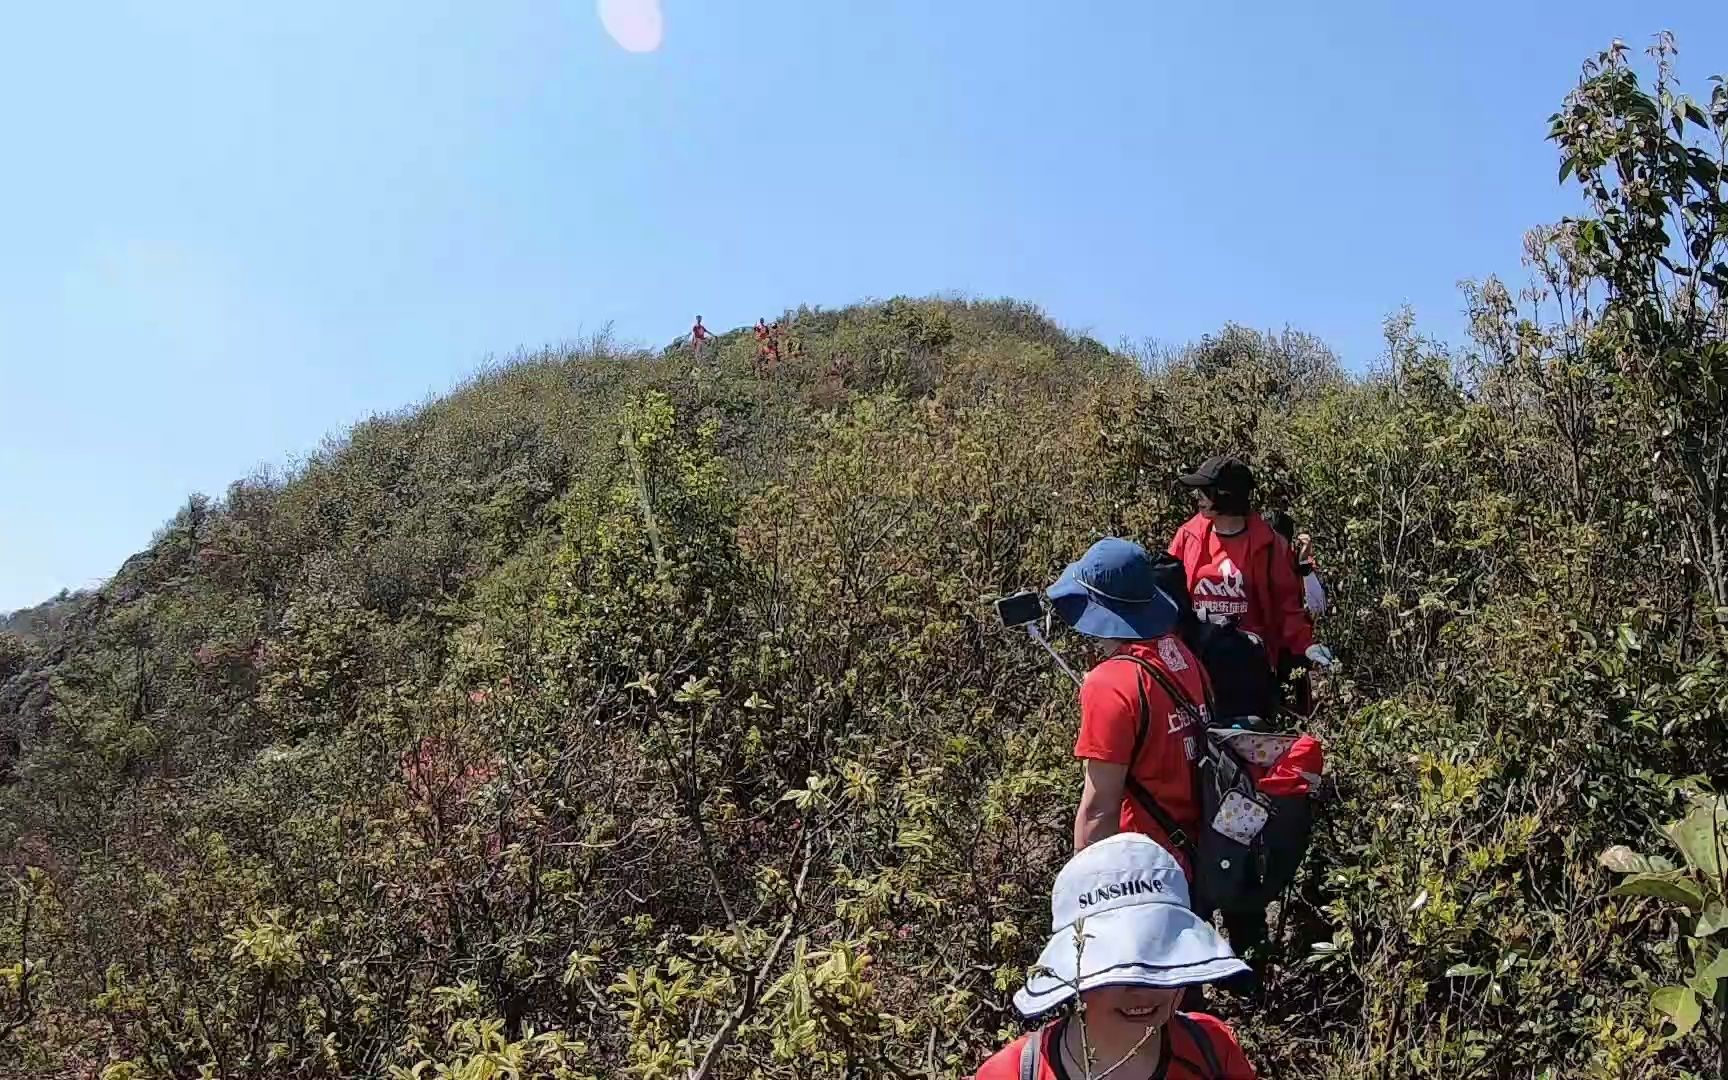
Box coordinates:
[1168,456,1333,685]
[752,318,774,374]
[690,316,712,361]
[971,833,1256,1079]
[1167,458,1331,978]
[1046,538,1209,862]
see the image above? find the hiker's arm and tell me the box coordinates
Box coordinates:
[1074,759,1126,851]
[1269,536,1313,657]
[1302,567,1327,616]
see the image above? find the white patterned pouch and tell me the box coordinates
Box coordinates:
[1212,789,1271,845]
[1210,729,1301,768]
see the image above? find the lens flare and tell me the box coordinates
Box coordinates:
[597,0,664,53]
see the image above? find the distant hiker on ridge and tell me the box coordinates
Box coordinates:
[753,318,773,375]
[690,315,712,361]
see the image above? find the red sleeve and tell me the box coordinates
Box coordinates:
[1265,534,1313,659]
[1182,1014,1257,1078]
[972,1036,1046,1080]
[1167,525,1187,561]
[1075,665,1139,764]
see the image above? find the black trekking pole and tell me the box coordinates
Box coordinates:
[1026,620,1082,688]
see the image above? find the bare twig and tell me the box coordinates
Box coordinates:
[687,835,816,1080]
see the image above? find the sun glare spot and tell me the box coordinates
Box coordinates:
[597,0,664,53]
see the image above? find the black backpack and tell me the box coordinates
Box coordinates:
[1184,620,1277,728]
[1114,654,1315,913]
[1146,553,1277,727]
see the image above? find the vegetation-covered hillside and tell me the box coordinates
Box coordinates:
[1,37,1726,1079]
[0,592,83,646]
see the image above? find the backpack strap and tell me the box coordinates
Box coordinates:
[1129,651,1214,724]
[1110,654,1204,862]
[1018,1027,1043,1080]
[1174,1013,1223,1079]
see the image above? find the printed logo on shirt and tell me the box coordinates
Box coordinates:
[1193,557,1247,599]
[1196,598,1250,619]
[1157,636,1189,672]
[1166,693,1210,735]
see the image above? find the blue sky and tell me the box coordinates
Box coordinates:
[1,1,1723,611]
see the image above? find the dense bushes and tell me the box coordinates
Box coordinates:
[1,37,1726,1080]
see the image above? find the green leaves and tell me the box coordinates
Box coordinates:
[1610,872,1706,912]
[1650,984,1702,1039]
[1614,623,1641,654]
[1695,947,1728,984]
[561,951,601,988]
[1598,845,1652,873]
[1697,904,1728,938]
[672,675,723,706]
[1604,798,1728,940]
[779,774,831,810]
[1665,797,1728,881]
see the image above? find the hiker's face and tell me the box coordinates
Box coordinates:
[1192,487,1218,518]
[1081,984,1182,1041]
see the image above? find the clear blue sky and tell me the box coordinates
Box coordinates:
[1,2,1723,612]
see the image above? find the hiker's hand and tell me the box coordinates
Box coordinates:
[1305,644,1336,670]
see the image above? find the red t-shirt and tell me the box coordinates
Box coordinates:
[692,322,710,341]
[973,1014,1255,1079]
[1168,514,1312,665]
[1074,638,1210,874]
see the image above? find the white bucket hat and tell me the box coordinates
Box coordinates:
[1013,833,1248,1017]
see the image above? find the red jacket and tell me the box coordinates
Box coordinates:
[973,1014,1255,1079]
[1168,513,1312,666]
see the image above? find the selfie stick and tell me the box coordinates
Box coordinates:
[1026,621,1083,687]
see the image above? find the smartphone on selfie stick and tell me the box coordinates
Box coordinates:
[994,591,1082,687]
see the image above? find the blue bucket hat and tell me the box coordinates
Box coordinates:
[1046,538,1180,641]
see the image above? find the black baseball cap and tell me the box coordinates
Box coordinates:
[1179,455,1255,493]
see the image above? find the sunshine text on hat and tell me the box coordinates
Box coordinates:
[1076,878,1169,908]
